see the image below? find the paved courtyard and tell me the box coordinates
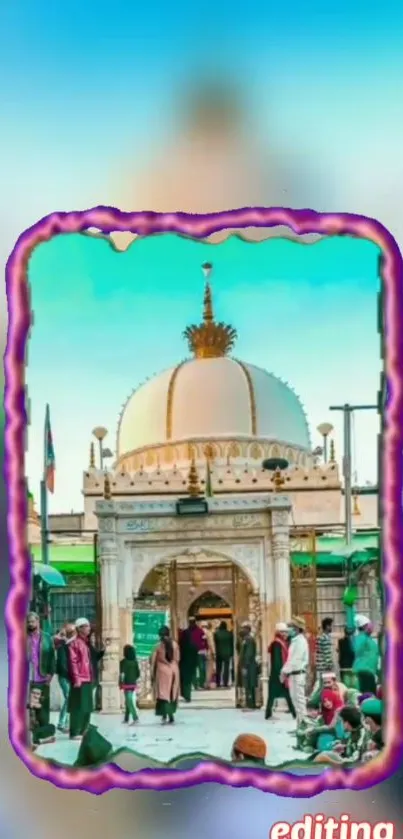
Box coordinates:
[36,699,304,768]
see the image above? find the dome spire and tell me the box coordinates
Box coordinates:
[183,263,238,359]
[203,278,214,323]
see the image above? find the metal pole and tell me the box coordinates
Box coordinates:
[329,403,378,546]
[323,435,328,464]
[40,479,49,564]
[99,439,104,471]
[343,406,353,545]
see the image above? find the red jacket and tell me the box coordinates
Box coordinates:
[68,636,92,686]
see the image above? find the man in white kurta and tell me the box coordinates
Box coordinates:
[280,616,309,727]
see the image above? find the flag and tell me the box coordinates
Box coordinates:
[205,456,213,498]
[44,404,55,493]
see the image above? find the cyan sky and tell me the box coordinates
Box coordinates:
[26,233,380,511]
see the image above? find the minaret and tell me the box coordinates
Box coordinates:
[187,458,201,498]
[103,472,112,500]
[89,442,95,469]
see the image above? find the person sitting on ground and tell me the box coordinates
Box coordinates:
[296,687,344,753]
[119,644,140,725]
[344,687,360,707]
[28,687,56,748]
[313,705,369,765]
[308,671,347,711]
[360,697,384,760]
[231,733,267,766]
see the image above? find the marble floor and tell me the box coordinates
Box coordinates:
[36,700,303,768]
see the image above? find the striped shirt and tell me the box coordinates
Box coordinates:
[316,632,335,674]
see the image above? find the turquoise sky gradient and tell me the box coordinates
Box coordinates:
[26,233,380,511]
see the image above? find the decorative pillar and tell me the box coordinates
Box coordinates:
[97,513,121,713]
[271,505,292,625]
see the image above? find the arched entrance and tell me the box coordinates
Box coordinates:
[188,590,232,623]
[132,555,263,709]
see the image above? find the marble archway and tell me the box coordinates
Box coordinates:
[131,545,260,598]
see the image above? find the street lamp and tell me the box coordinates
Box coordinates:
[317,422,334,463]
[92,426,108,470]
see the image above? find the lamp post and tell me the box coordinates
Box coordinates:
[316,422,334,464]
[92,426,108,470]
[329,403,378,545]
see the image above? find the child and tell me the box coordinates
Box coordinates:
[119,644,140,725]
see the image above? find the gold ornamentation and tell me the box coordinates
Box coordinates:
[204,443,215,461]
[145,449,155,466]
[249,442,262,460]
[187,457,201,497]
[272,467,285,492]
[103,472,112,500]
[229,441,240,458]
[183,276,237,359]
[89,442,95,468]
[190,567,203,587]
[235,359,257,435]
[352,493,361,516]
[329,439,335,462]
[166,361,186,439]
[164,446,174,464]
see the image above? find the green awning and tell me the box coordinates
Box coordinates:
[291,549,378,567]
[29,532,379,575]
[315,533,378,551]
[30,544,95,575]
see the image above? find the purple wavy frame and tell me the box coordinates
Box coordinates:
[4,206,403,796]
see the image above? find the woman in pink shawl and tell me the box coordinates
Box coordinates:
[151,626,180,724]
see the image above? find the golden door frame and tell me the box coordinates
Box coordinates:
[290,528,318,633]
[231,564,263,709]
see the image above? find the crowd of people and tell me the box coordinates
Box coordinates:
[264,610,383,766]
[26,612,108,748]
[26,603,384,769]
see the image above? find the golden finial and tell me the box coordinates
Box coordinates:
[89,441,95,468]
[187,457,201,497]
[183,264,238,359]
[272,467,285,492]
[352,492,361,516]
[203,281,214,322]
[329,439,335,462]
[103,472,111,500]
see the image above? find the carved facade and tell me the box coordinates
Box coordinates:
[95,495,292,711]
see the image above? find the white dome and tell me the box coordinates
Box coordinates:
[117,357,310,458]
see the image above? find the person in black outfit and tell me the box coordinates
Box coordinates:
[338,626,355,687]
[89,630,108,710]
[214,621,233,688]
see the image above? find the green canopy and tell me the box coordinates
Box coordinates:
[30,531,379,574]
[31,544,95,575]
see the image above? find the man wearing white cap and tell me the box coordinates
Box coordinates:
[67,618,94,740]
[265,623,296,720]
[350,613,379,694]
[280,616,309,727]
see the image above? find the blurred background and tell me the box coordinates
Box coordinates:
[1,0,403,835]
